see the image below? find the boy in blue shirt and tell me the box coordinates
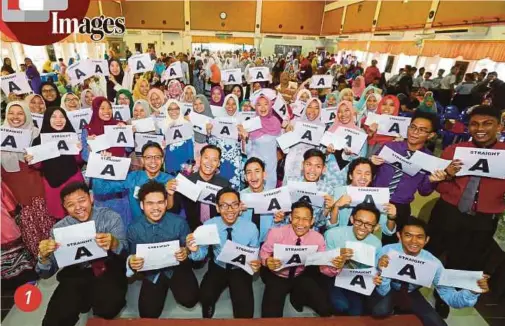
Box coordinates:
[371,217,490,326]
[186,187,261,319]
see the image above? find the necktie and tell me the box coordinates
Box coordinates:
[288,237,301,279]
[397,281,412,311]
[388,150,414,196]
[457,176,480,214]
[200,203,211,223]
[225,227,233,270]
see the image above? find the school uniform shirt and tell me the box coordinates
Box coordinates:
[373,141,437,205]
[241,187,288,243]
[36,207,126,279]
[440,74,457,90]
[260,224,334,278]
[126,212,190,283]
[92,170,173,222]
[437,141,505,214]
[325,225,382,276]
[326,186,396,236]
[376,243,480,308]
[190,212,260,269]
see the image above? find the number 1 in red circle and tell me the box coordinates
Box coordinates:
[14,284,42,312]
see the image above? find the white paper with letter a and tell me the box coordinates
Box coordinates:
[221,69,242,85]
[196,181,222,206]
[295,121,325,146]
[1,72,32,95]
[310,75,333,89]
[67,108,93,133]
[0,127,32,153]
[334,268,377,296]
[211,117,239,140]
[273,244,318,270]
[454,147,505,180]
[41,132,79,155]
[129,54,154,74]
[378,145,422,176]
[104,125,134,148]
[346,186,390,211]
[381,250,438,287]
[164,122,193,145]
[112,105,131,122]
[136,240,180,271]
[85,153,131,181]
[377,115,411,138]
[216,240,259,275]
[67,60,93,86]
[53,221,107,268]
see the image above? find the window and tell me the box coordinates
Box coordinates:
[22,45,48,71]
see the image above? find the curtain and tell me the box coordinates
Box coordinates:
[369,41,419,56]
[337,41,368,51]
[422,40,505,62]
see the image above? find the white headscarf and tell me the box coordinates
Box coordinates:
[162,99,187,129]
[222,94,240,118]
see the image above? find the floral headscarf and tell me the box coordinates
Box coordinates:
[166,80,183,100]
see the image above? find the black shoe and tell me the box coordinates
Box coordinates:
[435,297,450,319]
[202,304,215,318]
[290,294,303,312]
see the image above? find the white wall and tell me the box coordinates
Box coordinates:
[258,38,323,57]
[122,31,185,55]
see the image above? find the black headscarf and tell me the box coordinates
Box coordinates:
[39,82,61,107]
[1,58,15,74]
[32,107,79,188]
[229,84,244,103]
[106,59,125,102]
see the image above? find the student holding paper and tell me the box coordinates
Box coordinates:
[61,93,82,112]
[325,203,384,316]
[27,107,84,219]
[132,77,149,101]
[106,58,133,102]
[25,93,46,114]
[181,85,197,103]
[130,99,154,170]
[207,94,245,190]
[365,95,401,157]
[166,80,184,100]
[81,89,94,109]
[126,181,199,318]
[147,88,168,115]
[115,89,134,113]
[328,158,397,235]
[260,200,334,318]
[243,95,284,190]
[39,81,62,107]
[357,93,382,127]
[186,187,260,318]
[36,182,128,326]
[427,105,505,318]
[161,99,195,175]
[172,145,230,231]
[370,111,447,245]
[370,217,489,326]
[2,101,54,259]
[241,157,286,243]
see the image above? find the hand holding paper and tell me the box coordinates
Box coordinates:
[193,224,221,246]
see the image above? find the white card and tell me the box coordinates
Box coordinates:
[346,187,390,212]
[193,224,221,246]
[31,113,44,130]
[161,61,183,82]
[216,240,259,275]
[242,116,262,132]
[196,180,222,206]
[41,132,79,155]
[67,60,93,86]
[332,127,367,154]
[410,150,451,174]
[164,122,193,145]
[134,133,164,153]
[136,240,180,271]
[310,75,333,89]
[175,174,202,202]
[210,105,227,118]
[90,59,109,77]
[273,244,318,270]
[305,249,340,267]
[377,116,411,138]
[364,112,381,126]
[26,141,60,164]
[132,117,156,133]
[378,146,422,176]
[276,131,301,153]
[88,134,111,153]
[129,54,154,74]
[112,105,131,122]
[1,72,32,95]
[104,125,134,148]
[295,121,325,146]
[85,153,131,181]
[289,189,326,208]
[189,111,211,135]
[438,269,483,293]
[211,117,239,140]
[248,67,270,82]
[381,250,438,288]
[221,69,242,85]
[334,268,377,296]
[345,241,376,267]
[321,107,337,124]
[272,95,289,120]
[67,108,93,133]
[0,127,32,153]
[454,147,505,180]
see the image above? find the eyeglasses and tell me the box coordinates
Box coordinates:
[353,218,376,230]
[142,155,163,161]
[408,124,431,135]
[218,202,240,211]
[42,89,56,94]
[65,98,78,102]
[167,108,180,112]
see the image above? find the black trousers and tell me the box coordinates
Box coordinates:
[381,202,411,246]
[199,261,254,318]
[261,267,332,318]
[138,260,199,318]
[426,198,499,271]
[42,257,127,326]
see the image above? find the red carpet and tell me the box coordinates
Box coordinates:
[87,316,423,326]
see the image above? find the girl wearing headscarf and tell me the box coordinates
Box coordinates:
[244,95,283,190]
[130,99,154,171]
[166,80,184,100]
[60,93,82,111]
[417,94,437,114]
[106,59,133,102]
[115,89,134,113]
[240,99,252,112]
[355,85,381,114]
[207,94,243,190]
[81,97,132,226]
[192,59,205,95]
[161,99,195,175]
[147,88,167,114]
[1,102,55,259]
[365,95,401,157]
[358,92,382,127]
[181,85,197,103]
[2,57,15,74]
[209,63,221,87]
[29,107,84,218]
[209,85,225,106]
[39,82,62,107]
[338,88,355,103]
[25,94,46,114]
[81,89,94,109]
[230,84,244,103]
[276,72,298,103]
[325,91,340,108]
[25,58,42,95]
[132,77,149,101]
[42,60,53,73]
[351,76,365,100]
[190,95,214,170]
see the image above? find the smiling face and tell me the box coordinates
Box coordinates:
[291,206,314,237]
[216,192,241,226]
[64,94,80,111]
[141,146,164,176]
[211,88,222,103]
[109,61,121,76]
[299,92,310,103]
[84,91,93,106]
[118,93,131,107]
[150,92,163,109]
[232,86,242,99]
[366,95,378,111]
[98,101,112,121]
[252,82,262,92]
[407,117,434,148]
[50,110,67,131]
[167,102,181,120]
[184,88,194,102]
[41,84,57,102]
[310,89,319,98]
[349,163,372,187]
[327,96,337,107]
[399,225,429,256]
[242,100,252,112]
[29,96,45,114]
[337,104,352,124]
[342,92,353,102]
[245,162,266,192]
[62,190,93,222]
[7,105,26,128]
[193,98,205,113]
[380,98,396,115]
[469,114,502,147]
[225,97,237,116]
[140,81,149,96]
[303,155,325,182]
[350,209,377,240]
[200,148,220,178]
[141,192,167,222]
[305,100,320,121]
[256,97,270,117]
[133,103,147,119]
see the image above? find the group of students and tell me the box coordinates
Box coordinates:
[1,50,504,326]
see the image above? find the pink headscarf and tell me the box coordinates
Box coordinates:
[249,95,282,140]
[352,76,365,99]
[329,100,358,132]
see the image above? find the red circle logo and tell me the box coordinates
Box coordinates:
[0,0,91,45]
[14,284,43,312]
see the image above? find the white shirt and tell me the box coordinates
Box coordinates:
[440,74,456,90]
